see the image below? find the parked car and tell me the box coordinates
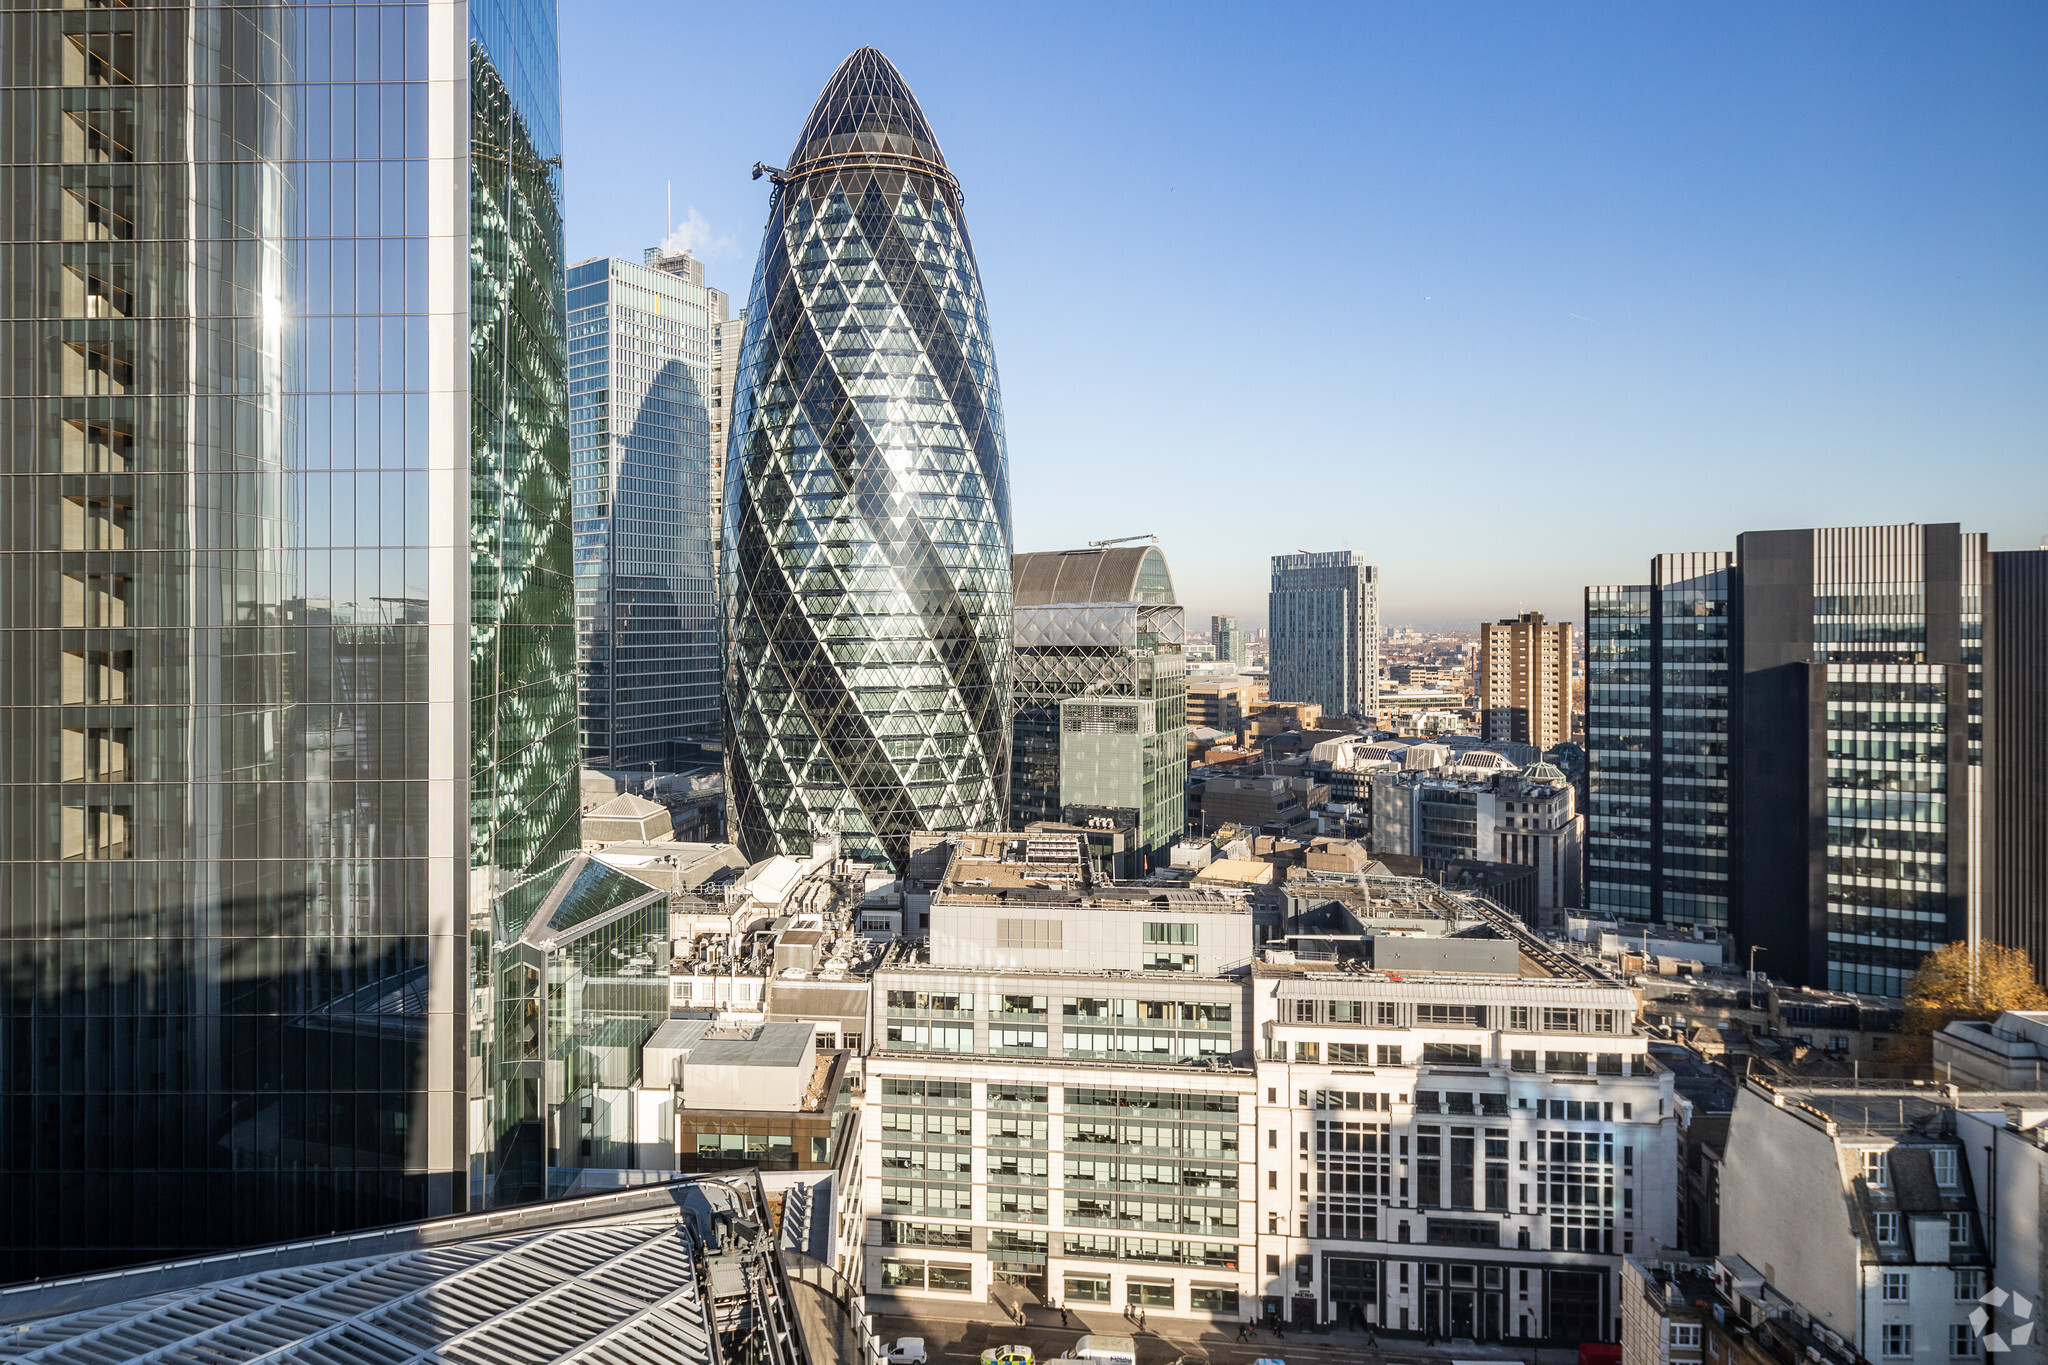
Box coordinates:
[885,1339,928,1365]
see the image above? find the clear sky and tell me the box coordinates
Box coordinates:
[561,1,2047,631]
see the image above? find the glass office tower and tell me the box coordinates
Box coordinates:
[0,0,577,1276]
[567,253,717,770]
[723,47,1013,869]
[1010,546,1186,863]
[1584,525,1986,991]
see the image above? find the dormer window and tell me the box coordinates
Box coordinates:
[1863,1149,1888,1186]
[1932,1148,1958,1186]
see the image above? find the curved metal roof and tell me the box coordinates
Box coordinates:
[1012,546,1176,607]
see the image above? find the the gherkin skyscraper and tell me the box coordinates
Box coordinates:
[723,48,1013,867]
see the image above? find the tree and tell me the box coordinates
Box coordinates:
[1889,941,2048,1060]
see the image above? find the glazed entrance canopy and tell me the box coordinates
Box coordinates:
[785,46,952,184]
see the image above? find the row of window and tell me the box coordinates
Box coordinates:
[884,993,1233,1027]
[1881,1268,1983,1302]
[1285,1000,1623,1033]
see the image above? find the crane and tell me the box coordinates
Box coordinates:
[1087,534,1156,548]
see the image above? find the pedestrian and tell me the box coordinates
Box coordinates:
[1366,1326,1379,1349]
[1060,1307,1069,1329]
[1236,1322,1251,1343]
[1139,1310,1147,1332]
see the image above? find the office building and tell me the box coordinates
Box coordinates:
[1586,526,1999,994]
[1584,554,1734,929]
[722,48,1013,869]
[0,0,579,1275]
[1370,761,1585,913]
[1990,548,2048,986]
[1270,552,1379,721]
[1214,614,1249,667]
[1010,545,1186,862]
[1479,612,1573,750]
[1256,877,1677,1336]
[862,832,1261,1318]
[568,250,720,769]
[1188,675,1264,735]
[708,305,743,582]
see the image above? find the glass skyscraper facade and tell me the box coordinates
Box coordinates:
[1584,525,1989,993]
[567,252,718,770]
[1269,551,1378,721]
[723,47,1012,869]
[1010,546,1186,863]
[0,0,577,1275]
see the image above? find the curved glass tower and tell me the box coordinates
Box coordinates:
[723,48,1013,868]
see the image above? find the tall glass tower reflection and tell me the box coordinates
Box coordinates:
[723,48,1013,869]
[0,0,578,1275]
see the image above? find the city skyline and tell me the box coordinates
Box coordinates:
[561,1,2047,623]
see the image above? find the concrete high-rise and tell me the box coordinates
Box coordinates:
[568,250,720,769]
[1269,551,1378,720]
[1212,614,1248,667]
[1586,525,1999,994]
[723,48,1013,869]
[1010,546,1187,862]
[0,0,579,1274]
[1478,612,1573,750]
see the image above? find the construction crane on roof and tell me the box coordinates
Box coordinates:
[1086,534,1156,548]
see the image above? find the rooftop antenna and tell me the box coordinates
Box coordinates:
[1087,534,1156,548]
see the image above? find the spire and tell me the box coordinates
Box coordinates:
[787,47,949,181]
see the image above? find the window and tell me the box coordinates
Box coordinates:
[1955,1269,1983,1302]
[1542,1008,1580,1032]
[1544,1051,1590,1074]
[1883,1271,1910,1302]
[1669,1325,1702,1348]
[1932,1148,1958,1186]
[1328,1043,1371,1065]
[1883,1324,1912,1359]
[1144,952,1197,972]
[1511,1049,1536,1073]
[1191,1286,1240,1314]
[1876,1211,1901,1244]
[1293,1000,1319,1023]
[1065,1275,1110,1303]
[1375,1002,1401,1026]
[1949,1212,1972,1246]
[1128,1280,1174,1308]
[1951,1324,1980,1357]
[1422,1043,1483,1067]
[1143,922,1198,945]
[1508,1006,1532,1031]
[1294,1042,1320,1063]
[1378,1045,1404,1066]
[928,1263,972,1293]
[1863,1149,1888,1186]
[1417,1004,1487,1028]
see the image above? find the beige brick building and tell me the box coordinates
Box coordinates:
[1478,612,1573,750]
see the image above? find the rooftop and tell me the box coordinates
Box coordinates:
[0,1180,774,1365]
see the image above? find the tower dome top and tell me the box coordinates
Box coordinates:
[788,47,951,183]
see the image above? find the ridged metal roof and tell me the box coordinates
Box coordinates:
[1012,546,1176,607]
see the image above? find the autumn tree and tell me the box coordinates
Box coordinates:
[1887,941,2048,1061]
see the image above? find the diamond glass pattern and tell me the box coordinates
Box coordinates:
[722,49,1012,868]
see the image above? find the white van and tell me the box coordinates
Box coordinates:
[1071,1336,1136,1365]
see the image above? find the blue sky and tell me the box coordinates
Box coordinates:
[561,1,2047,629]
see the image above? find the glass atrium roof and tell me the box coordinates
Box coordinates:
[0,1213,715,1365]
[788,46,948,179]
